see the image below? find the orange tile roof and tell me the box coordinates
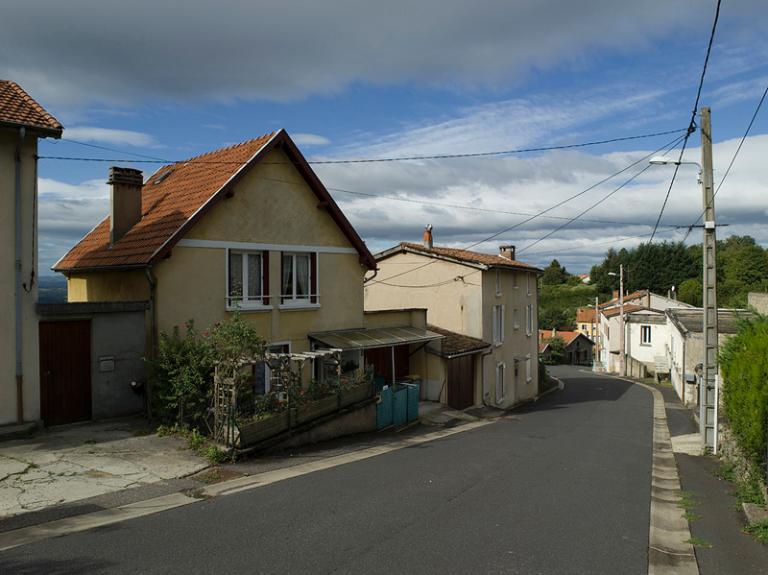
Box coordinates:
[0,80,62,136]
[600,303,647,318]
[576,307,596,323]
[391,242,542,272]
[55,130,376,272]
[538,329,588,346]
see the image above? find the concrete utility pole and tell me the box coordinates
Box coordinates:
[593,295,599,372]
[700,106,719,451]
[619,264,626,377]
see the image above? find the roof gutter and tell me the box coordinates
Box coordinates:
[14,127,26,423]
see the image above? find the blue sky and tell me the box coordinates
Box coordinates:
[2,0,766,275]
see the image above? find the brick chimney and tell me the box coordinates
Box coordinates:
[612,289,619,300]
[499,244,516,260]
[108,167,143,245]
[423,224,433,249]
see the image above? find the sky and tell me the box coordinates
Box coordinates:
[2,0,767,276]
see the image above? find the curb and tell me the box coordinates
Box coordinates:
[611,375,700,575]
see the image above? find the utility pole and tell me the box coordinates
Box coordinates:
[700,106,718,451]
[593,295,599,372]
[619,264,626,377]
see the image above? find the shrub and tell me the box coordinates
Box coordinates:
[720,315,768,471]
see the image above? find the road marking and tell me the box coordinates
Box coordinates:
[0,492,197,552]
[593,374,699,575]
[0,419,494,551]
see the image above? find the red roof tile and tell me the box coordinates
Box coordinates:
[0,80,62,136]
[538,329,587,346]
[54,130,376,272]
[388,243,542,272]
[576,307,596,323]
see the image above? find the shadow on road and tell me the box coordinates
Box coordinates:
[0,556,115,575]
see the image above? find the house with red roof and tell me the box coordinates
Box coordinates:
[365,229,543,410]
[538,329,594,365]
[0,80,63,427]
[55,130,448,423]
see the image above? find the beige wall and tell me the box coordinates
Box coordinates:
[365,253,483,338]
[0,131,40,425]
[365,251,539,408]
[67,270,149,302]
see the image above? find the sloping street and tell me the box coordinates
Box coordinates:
[0,367,657,574]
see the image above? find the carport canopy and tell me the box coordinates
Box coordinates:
[309,326,443,350]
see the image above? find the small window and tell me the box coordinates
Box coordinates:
[228,250,268,308]
[496,362,505,402]
[495,269,502,296]
[513,308,520,330]
[525,355,532,383]
[281,252,317,305]
[493,305,505,345]
[526,273,532,296]
[641,325,652,345]
[513,272,519,289]
[525,304,532,336]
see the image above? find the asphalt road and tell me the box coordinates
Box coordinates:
[0,366,654,575]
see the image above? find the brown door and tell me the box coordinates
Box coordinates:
[39,320,92,426]
[447,355,475,410]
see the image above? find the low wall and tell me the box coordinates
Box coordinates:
[626,355,648,379]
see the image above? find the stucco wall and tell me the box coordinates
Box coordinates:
[67,270,149,302]
[626,314,667,367]
[365,252,483,338]
[748,292,768,314]
[0,132,40,425]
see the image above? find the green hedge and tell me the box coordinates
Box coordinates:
[720,316,768,469]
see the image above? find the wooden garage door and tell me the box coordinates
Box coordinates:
[39,320,92,426]
[447,355,474,410]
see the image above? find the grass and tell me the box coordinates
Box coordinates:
[677,490,698,511]
[714,460,737,483]
[683,511,701,522]
[744,520,768,545]
[686,536,713,548]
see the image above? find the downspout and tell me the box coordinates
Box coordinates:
[145,266,157,418]
[14,127,26,424]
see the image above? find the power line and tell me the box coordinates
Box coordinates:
[522,227,682,258]
[516,135,685,255]
[38,127,687,166]
[57,138,169,162]
[647,0,722,243]
[683,80,768,242]
[366,133,685,285]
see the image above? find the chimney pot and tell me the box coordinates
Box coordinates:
[499,244,516,260]
[423,224,433,249]
[108,166,143,245]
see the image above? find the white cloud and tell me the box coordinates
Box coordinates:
[292,133,331,146]
[64,126,156,147]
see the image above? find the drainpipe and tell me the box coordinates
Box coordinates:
[144,266,157,417]
[14,127,26,424]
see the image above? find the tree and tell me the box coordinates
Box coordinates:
[677,278,702,307]
[543,336,566,364]
[541,259,570,285]
[539,307,572,330]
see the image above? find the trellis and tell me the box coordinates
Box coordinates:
[213,348,344,447]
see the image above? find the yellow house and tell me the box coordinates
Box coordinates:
[55,130,442,405]
[0,81,63,427]
[365,231,543,410]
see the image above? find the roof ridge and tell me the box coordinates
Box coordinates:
[170,132,276,165]
[0,79,63,131]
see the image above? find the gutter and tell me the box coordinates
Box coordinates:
[14,127,26,423]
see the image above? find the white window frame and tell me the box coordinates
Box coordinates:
[513,308,520,330]
[495,269,502,297]
[525,354,532,383]
[496,362,505,403]
[525,304,532,336]
[641,325,652,346]
[226,249,269,310]
[513,272,519,289]
[280,252,317,308]
[493,305,505,346]
[526,272,532,296]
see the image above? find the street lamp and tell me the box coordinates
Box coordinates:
[649,107,718,452]
[608,265,625,377]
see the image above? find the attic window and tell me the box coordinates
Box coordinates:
[153,168,174,185]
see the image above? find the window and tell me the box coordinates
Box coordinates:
[513,308,520,330]
[525,355,532,383]
[641,325,652,345]
[525,304,532,336]
[227,250,268,308]
[493,305,505,345]
[526,273,532,296]
[495,269,502,296]
[513,272,519,289]
[281,252,317,305]
[252,342,290,395]
[496,362,505,402]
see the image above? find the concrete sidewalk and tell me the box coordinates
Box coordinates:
[646,380,768,574]
[0,418,208,521]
